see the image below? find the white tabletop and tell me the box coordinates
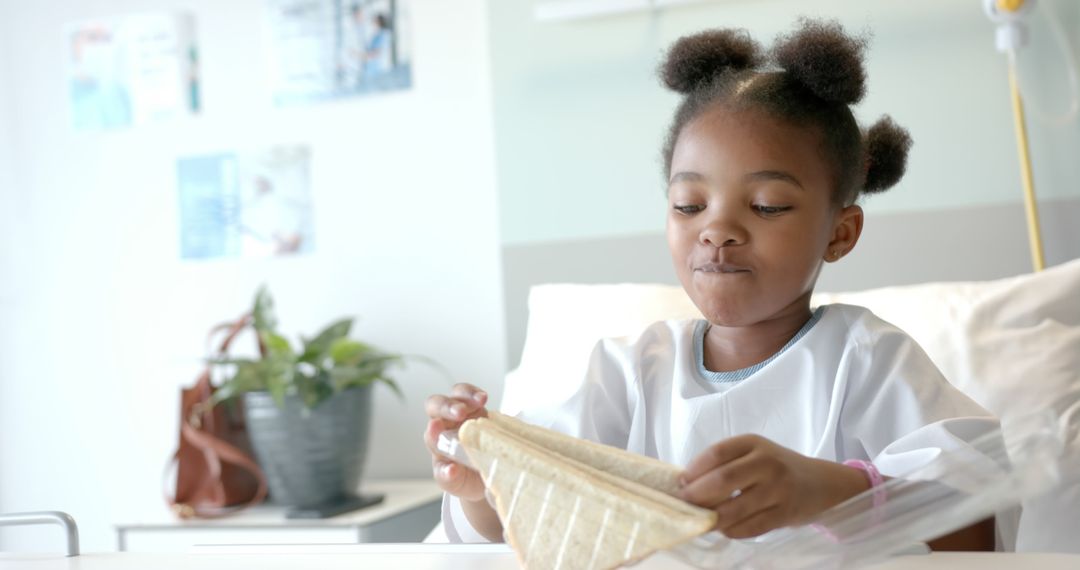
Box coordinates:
[114,479,442,530]
[2,544,1078,570]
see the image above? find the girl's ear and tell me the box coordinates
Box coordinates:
[824,205,863,262]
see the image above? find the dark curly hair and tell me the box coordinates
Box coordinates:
[659,18,912,206]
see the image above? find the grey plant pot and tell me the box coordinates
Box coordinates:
[242,385,373,507]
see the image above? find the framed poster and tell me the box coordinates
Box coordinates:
[265,0,412,105]
[178,145,314,260]
[67,13,199,130]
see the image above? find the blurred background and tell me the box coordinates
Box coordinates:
[1,0,1077,554]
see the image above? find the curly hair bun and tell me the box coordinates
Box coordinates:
[772,18,868,105]
[659,29,764,94]
[862,115,912,194]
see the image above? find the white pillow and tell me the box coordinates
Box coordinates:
[501,258,1080,552]
[811,260,1080,413]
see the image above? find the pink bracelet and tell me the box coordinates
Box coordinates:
[812,460,887,542]
[844,459,887,510]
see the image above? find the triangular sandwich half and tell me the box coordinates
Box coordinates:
[459,414,716,570]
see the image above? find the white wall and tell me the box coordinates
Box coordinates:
[0,0,504,554]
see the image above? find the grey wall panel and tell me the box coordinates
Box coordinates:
[502,198,1080,368]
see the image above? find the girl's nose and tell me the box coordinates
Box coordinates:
[699,208,748,248]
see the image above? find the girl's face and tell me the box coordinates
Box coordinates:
[666,106,852,327]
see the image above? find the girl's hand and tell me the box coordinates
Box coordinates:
[677,435,870,539]
[423,383,490,503]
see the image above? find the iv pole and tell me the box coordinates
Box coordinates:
[985,0,1046,272]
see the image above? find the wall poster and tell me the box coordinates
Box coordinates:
[265,0,412,105]
[67,12,199,130]
[177,145,315,260]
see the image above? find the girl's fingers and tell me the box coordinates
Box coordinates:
[720,504,784,539]
[424,386,489,502]
[426,422,478,496]
[679,454,760,508]
[424,417,449,456]
[425,393,486,422]
[433,458,484,502]
[451,383,488,405]
[447,384,488,418]
[424,394,451,419]
[712,484,777,532]
[433,458,455,483]
[433,459,463,493]
[423,395,487,468]
[681,435,761,485]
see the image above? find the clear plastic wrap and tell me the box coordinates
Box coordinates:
[437,410,1065,570]
[674,411,1065,569]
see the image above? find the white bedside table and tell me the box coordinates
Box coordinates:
[114,479,442,552]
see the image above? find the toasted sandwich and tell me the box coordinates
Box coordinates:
[458,412,716,570]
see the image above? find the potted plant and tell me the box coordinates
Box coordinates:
[210,286,405,514]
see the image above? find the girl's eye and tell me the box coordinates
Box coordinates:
[673,204,704,215]
[753,204,792,216]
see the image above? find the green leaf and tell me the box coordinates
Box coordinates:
[328,338,374,367]
[256,334,297,409]
[234,362,269,390]
[327,360,404,401]
[266,364,293,408]
[207,356,259,367]
[209,385,235,408]
[328,367,378,391]
[339,355,400,384]
[363,352,404,368]
[379,376,404,400]
[262,331,296,359]
[296,373,334,408]
[209,359,271,407]
[300,318,354,364]
[252,285,278,334]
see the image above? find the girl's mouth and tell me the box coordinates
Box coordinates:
[696,262,751,274]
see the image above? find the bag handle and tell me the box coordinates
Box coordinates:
[207,312,265,359]
[164,420,270,518]
[166,312,269,518]
[173,415,269,518]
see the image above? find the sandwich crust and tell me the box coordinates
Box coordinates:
[486,412,684,496]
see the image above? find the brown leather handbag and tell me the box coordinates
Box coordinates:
[167,314,268,518]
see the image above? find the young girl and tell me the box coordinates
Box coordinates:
[424,19,999,550]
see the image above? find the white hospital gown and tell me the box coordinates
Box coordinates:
[443,304,1002,543]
